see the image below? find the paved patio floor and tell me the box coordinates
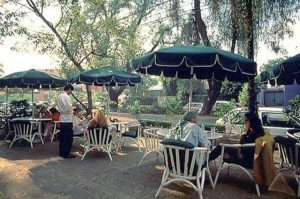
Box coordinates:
[0,138,298,199]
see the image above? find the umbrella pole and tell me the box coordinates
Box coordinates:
[5,86,8,115]
[188,79,193,111]
[32,88,34,117]
[105,85,110,116]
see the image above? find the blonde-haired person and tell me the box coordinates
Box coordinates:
[88,109,108,128]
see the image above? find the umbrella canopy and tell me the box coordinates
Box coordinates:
[68,66,141,86]
[132,45,257,82]
[68,66,142,115]
[0,69,67,88]
[267,53,300,85]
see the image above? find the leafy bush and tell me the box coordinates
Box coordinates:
[138,119,172,128]
[286,95,300,117]
[162,96,183,119]
[238,83,249,107]
[126,100,142,116]
[212,99,236,117]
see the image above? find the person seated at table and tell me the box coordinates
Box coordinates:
[208,112,265,168]
[49,107,60,126]
[73,107,84,136]
[82,114,92,129]
[88,109,116,132]
[176,111,211,149]
[38,106,53,137]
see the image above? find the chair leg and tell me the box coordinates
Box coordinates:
[155,169,168,198]
[197,176,204,199]
[255,184,261,196]
[138,151,148,166]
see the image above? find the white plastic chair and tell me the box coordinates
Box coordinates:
[9,120,44,148]
[270,136,300,197]
[138,128,163,166]
[50,121,60,143]
[81,127,113,161]
[4,119,15,142]
[155,142,214,199]
[121,121,142,151]
[213,143,261,196]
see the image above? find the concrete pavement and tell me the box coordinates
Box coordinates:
[0,137,298,199]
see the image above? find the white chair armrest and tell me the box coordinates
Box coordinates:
[220,143,255,148]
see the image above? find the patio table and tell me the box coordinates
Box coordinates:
[12,117,52,143]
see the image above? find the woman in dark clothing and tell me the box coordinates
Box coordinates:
[209,112,265,168]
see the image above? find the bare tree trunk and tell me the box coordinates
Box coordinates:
[194,0,222,115]
[245,0,257,114]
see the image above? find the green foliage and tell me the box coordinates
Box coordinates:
[162,96,182,119]
[138,119,172,128]
[219,80,242,101]
[238,83,249,107]
[9,99,30,118]
[126,100,142,116]
[212,99,236,117]
[286,95,300,118]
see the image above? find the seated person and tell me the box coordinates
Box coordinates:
[176,111,211,149]
[88,109,117,132]
[73,108,84,136]
[209,112,265,168]
[49,107,60,127]
[82,114,92,129]
[38,106,52,137]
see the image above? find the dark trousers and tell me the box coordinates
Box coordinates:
[208,145,253,168]
[59,122,73,157]
[209,145,238,162]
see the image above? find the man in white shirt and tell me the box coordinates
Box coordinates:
[57,84,75,158]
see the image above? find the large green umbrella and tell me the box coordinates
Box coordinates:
[68,66,141,113]
[0,69,67,115]
[132,45,257,110]
[266,53,300,85]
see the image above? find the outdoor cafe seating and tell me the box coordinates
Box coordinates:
[9,120,44,148]
[81,127,113,161]
[138,128,163,166]
[155,139,214,199]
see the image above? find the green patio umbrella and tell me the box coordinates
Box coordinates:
[266,53,300,85]
[132,45,257,110]
[0,69,67,115]
[68,66,141,114]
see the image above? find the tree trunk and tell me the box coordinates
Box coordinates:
[194,0,222,115]
[108,86,126,110]
[245,0,257,114]
[165,79,177,96]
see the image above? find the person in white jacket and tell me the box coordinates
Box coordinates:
[57,84,75,158]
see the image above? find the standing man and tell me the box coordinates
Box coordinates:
[57,84,75,158]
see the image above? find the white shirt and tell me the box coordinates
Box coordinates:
[57,92,73,123]
[181,122,211,148]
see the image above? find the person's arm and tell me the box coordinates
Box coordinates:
[193,125,211,148]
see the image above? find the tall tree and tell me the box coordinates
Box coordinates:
[2,0,175,111]
[203,0,300,113]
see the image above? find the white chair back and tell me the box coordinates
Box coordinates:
[13,121,33,137]
[143,128,161,150]
[163,144,207,178]
[87,128,111,146]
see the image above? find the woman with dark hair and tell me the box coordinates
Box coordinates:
[209,112,265,168]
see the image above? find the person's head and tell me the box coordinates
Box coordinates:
[91,109,108,127]
[73,107,81,116]
[183,111,198,123]
[64,83,74,95]
[49,107,59,114]
[40,106,47,113]
[244,112,265,137]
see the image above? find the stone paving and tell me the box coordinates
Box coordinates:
[0,136,298,199]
